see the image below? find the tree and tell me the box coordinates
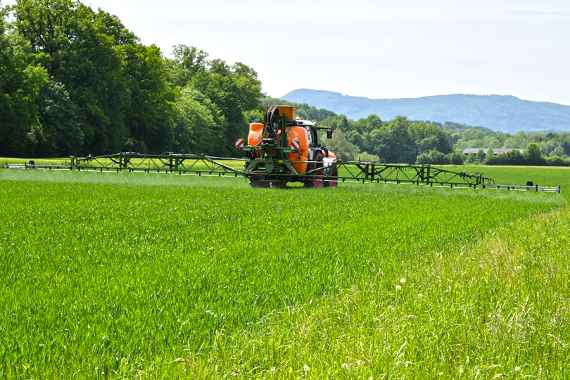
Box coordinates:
[8,0,180,155]
[416,150,448,165]
[172,86,224,154]
[369,117,416,163]
[486,148,494,163]
[324,129,359,161]
[350,115,382,152]
[409,122,452,154]
[525,143,544,165]
[415,150,463,165]
[13,0,130,153]
[476,149,486,162]
[0,6,50,156]
[170,48,262,153]
[448,152,465,165]
[550,145,565,157]
[120,43,175,153]
[33,80,83,155]
[168,45,208,87]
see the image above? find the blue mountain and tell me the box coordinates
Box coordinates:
[283,89,570,133]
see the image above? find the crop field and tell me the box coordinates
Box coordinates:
[0,166,569,378]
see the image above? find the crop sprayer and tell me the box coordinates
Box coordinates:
[1,105,561,194]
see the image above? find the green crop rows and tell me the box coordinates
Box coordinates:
[0,167,568,378]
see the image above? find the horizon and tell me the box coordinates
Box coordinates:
[286,88,570,106]
[3,0,570,105]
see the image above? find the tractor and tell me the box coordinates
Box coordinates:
[236,105,338,188]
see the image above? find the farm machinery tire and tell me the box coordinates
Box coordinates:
[324,163,338,188]
[250,176,286,189]
[304,151,325,188]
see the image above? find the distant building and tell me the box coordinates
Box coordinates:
[463,148,523,157]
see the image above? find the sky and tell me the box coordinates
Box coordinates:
[5,0,570,104]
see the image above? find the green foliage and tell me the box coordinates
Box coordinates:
[525,143,544,164]
[172,87,224,155]
[168,45,209,87]
[120,43,175,153]
[0,7,49,155]
[323,129,358,161]
[416,150,464,165]
[315,110,570,166]
[317,114,461,164]
[356,151,380,162]
[172,51,262,153]
[545,155,570,166]
[485,144,559,166]
[370,117,417,163]
[1,2,261,157]
[31,80,83,155]
[410,121,452,154]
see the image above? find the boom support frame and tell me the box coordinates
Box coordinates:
[1,152,561,193]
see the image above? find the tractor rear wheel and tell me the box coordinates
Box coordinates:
[324,163,338,187]
[250,176,270,188]
[269,180,287,189]
[250,177,286,189]
[304,151,324,188]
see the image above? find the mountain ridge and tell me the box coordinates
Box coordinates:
[282,89,570,133]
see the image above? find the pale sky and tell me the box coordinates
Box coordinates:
[5,0,570,104]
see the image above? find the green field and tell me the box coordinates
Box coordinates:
[0,166,568,378]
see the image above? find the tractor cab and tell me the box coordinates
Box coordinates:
[295,119,318,147]
[294,119,333,149]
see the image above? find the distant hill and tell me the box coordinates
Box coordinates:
[283,89,570,133]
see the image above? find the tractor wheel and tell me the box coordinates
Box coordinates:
[250,181,269,188]
[305,151,324,188]
[269,180,287,189]
[250,176,270,188]
[304,180,315,188]
[250,177,286,189]
[324,163,338,188]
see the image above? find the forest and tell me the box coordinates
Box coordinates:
[2,0,570,166]
[0,0,261,157]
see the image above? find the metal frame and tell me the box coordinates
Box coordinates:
[335,161,494,187]
[71,152,245,177]
[1,152,561,193]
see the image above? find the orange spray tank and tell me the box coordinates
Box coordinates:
[286,126,309,174]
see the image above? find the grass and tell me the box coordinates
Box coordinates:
[183,207,570,379]
[0,166,568,378]
[458,165,569,194]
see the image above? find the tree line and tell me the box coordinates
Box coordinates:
[280,101,570,166]
[0,0,261,157]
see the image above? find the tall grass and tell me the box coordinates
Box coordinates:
[178,208,569,379]
[0,168,566,378]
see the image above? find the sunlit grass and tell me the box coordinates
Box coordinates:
[180,208,570,379]
[0,168,567,378]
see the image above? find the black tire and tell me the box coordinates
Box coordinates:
[250,176,270,188]
[305,151,325,188]
[324,163,338,188]
[269,180,287,189]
